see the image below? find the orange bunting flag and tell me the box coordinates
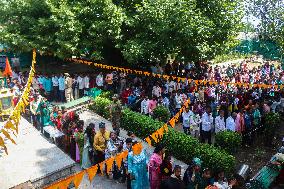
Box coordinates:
[105,157,115,174]
[163,124,168,132]
[163,75,170,80]
[145,137,152,146]
[156,74,161,78]
[172,76,177,80]
[86,165,98,182]
[157,128,164,139]
[169,118,176,128]
[99,161,105,176]
[121,150,128,161]
[1,129,16,144]
[60,177,73,189]
[150,132,158,143]
[115,153,123,169]
[144,72,151,76]
[132,143,143,155]
[177,77,181,82]
[73,171,85,189]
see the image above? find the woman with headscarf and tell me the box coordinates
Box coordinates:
[149,143,165,189]
[81,123,95,169]
[127,141,149,189]
[183,157,202,189]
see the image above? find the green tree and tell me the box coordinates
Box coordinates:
[0,0,244,64]
[116,0,243,64]
[250,0,284,53]
[0,0,124,59]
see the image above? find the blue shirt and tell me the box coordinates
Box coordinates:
[128,95,136,105]
[58,77,65,91]
[43,77,52,92]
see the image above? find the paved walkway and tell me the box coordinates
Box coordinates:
[0,118,75,189]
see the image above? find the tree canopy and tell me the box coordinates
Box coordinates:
[0,0,244,64]
[249,0,284,52]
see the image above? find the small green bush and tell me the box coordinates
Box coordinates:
[152,105,171,123]
[89,96,112,118]
[215,131,242,154]
[121,108,236,173]
[98,90,114,100]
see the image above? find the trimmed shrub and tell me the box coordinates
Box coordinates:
[89,96,112,118]
[98,90,114,100]
[121,108,236,173]
[152,105,171,123]
[215,131,242,154]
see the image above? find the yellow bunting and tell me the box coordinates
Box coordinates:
[172,76,177,80]
[1,129,16,144]
[105,157,115,174]
[86,165,98,182]
[73,171,85,189]
[145,137,152,147]
[4,120,16,132]
[156,74,161,78]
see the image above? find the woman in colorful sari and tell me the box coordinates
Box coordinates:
[149,144,165,189]
[128,142,149,189]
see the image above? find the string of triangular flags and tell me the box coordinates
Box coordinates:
[0,49,36,154]
[44,98,190,189]
[66,58,283,90]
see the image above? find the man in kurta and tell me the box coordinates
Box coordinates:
[109,94,122,136]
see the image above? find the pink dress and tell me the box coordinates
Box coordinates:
[148,153,163,189]
[235,113,245,133]
[148,100,157,115]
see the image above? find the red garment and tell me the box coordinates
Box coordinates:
[121,89,132,104]
[89,78,95,88]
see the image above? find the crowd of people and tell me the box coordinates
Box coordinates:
[6,57,284,189]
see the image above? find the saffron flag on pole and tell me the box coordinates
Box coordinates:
[3,57,13,77]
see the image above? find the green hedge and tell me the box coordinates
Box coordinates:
[153,105,171,123]
[121,108,236,173]
[89,96,112,118]
[215,131,242,154]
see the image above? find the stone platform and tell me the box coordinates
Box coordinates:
[0,118,76,189]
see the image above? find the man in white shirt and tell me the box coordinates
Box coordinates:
[201,106,213,144]
[84,74,90,96]
[140,96,149,115]
[162,96,170,109]
[58,74,65,102]
[77,74,84,98]
[215,110,226,133]
[226,112,236,132]
[175,92,182,112]
[96,72,104,89]
[190,109,201,138]
[52,74,59,102]
[152,84,161,98]
[182,107,193,135]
